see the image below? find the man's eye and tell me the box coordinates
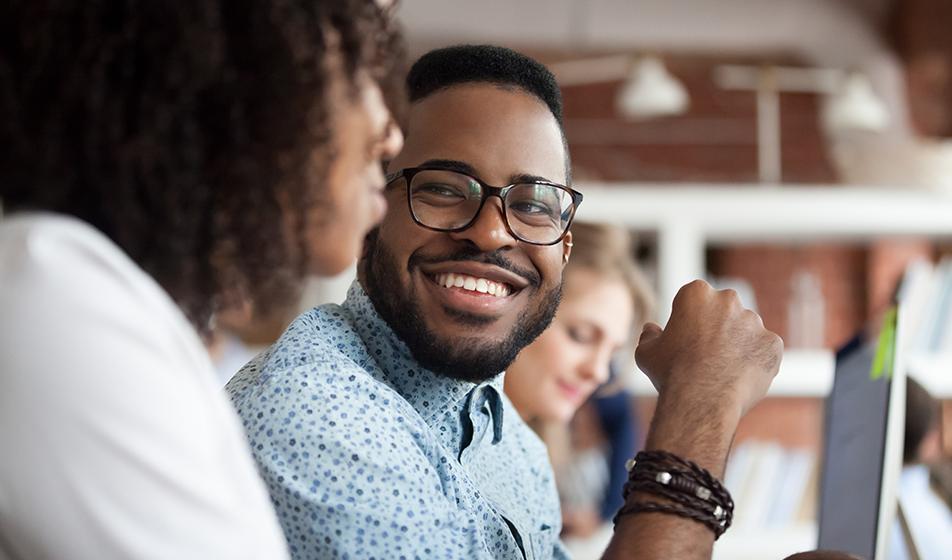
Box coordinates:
[418,184,465,198]
[510,200,557,216]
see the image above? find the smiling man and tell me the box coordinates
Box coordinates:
[360,77,577,386]
[229,45,575,559]
[228,45,783,560]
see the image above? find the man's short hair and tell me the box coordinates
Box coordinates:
[405,45,570,179]
[407,45,563,126]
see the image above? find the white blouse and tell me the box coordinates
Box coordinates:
[0,213,289,560]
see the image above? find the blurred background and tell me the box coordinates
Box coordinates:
[383,1,952,558]
[4,1,948,558]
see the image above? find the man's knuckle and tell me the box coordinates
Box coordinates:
[767,332,784,350]
[742,309,761,324]
[720,288,739,299]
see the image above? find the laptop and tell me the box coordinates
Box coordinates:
[817,306,909,560]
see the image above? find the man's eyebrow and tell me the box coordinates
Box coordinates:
[419,159,558,186]
[511,173,557,185]
[418,159,479,176]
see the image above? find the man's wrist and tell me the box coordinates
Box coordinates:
[645,384,743,477]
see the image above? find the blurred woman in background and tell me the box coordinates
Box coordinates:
[890,377,952,560]
[504,222,655,546]
[0,1,402,558]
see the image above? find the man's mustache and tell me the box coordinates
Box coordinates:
[409,248,541,288]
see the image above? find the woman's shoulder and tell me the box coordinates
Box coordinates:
[2,213,170,306]
[0,212,210,379]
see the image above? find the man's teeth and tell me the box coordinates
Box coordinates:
[435,273,511,297]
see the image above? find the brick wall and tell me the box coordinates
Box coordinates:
[560,57,838,184]
[557,55,878,348]
[709,244,868,349]
[892,0,952,137]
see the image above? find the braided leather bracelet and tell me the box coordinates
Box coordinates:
[614,450,734,539]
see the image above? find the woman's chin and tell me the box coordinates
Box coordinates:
[541,400,580,425]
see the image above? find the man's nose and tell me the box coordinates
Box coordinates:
[447,198,518,253]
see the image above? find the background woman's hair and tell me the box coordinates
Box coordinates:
[0,0,404,332]
[904,376,940,464]
[565,221,656,330]
[931,461,952,510]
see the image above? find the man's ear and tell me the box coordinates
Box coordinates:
[360,228,377,261]
[562,230,573,266]
[357,228,380,283]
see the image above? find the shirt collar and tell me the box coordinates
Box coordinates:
[342,281,505,454]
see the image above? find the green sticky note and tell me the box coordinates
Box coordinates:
[870,306,898,381]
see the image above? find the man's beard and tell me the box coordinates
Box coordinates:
[361,229,561,383]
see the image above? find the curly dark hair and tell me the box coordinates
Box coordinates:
[0,0,405,332]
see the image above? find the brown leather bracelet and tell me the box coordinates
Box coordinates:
[615,499,728,537]
[614,450,734,539]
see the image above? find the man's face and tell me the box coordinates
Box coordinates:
[360,83,572,382]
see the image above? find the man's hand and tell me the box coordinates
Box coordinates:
[603,280,783,560]
[636,280,783,418]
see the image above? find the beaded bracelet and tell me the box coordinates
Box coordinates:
[613,450,735,539]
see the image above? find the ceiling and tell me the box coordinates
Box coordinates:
[394,0,952,186]
[395,0,911,137]
[396,0,894,66]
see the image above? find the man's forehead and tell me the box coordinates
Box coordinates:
[393,83,567,185]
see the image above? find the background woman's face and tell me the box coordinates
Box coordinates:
[505,268,635,424]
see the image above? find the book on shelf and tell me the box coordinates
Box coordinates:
[898,259,934,355]
[734,442,785,529]
[765,448,814,527]
[723,440,818,531]
[900,259,952,357]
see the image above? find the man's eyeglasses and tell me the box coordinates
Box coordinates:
[386,166,583,246]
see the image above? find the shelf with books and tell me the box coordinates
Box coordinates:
[629,349,835,397]
[577,183,952,323]
[580,183,952,397]
[896,258,952,397]
[713,523,817,560]
[631,348,952,398]
[904,353,952,397]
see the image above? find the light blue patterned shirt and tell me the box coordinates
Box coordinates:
[227,282,567,559]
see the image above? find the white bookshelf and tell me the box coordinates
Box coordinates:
[904,353,952,397]
[562,522,818,560]
[576,184,952,318]
[629,348,952,398]
[630,349,836,397]
[713,523,818,560]
[578,183,952,398]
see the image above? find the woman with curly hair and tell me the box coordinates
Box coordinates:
[0,1,403,558]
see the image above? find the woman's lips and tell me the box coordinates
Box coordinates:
[556,379,585,402]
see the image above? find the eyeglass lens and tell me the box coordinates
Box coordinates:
[407,169,574,244]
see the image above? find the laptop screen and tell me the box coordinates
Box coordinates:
[819,308,905,559]
[817,338,893,559]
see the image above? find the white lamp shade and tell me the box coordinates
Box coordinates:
[616,56,689,120]
[822,73,890,133]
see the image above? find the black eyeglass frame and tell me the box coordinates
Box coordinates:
[385,166,584,246]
